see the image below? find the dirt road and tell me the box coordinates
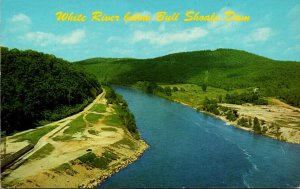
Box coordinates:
[2,89,148,187]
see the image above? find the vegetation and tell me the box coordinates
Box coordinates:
[225,109,238,121]
[76,49,300,107]
[52,135,74,142]
[27,143,55,161]
[237,117,250,128]
[253,117,262,134]
[52,163,77,176]
[78,150,118,169]
[202,97,220,115]
[12,124,57,144]
[1,47,102,134]
[225,92,268,105]
[105,86,140,138]
[103,114,123,127]
[63,115,85,135]
[101,127,117,132]
[85,113,103,123]
[112,137,137,150]
[90,104,106,113]
[88,129,98,135]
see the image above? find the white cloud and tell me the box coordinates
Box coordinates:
[22,29,86,46]
[24,32,56,47]
[11,13,32,24]
[60,29,86,45]
[246,27,273,43]
[132,27,208,46]
[9,13,32,32]
[207,7,241,32]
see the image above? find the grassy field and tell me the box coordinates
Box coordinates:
[52,163,77,176]
[12,125,58,144]
[160,84,252,108]
[52,135,74,142]
[90,104,107,113]
[101,127,117,132]
[27,143,55,161]
[103,114,122,127]
[112,136,137,150]
[86,113,103,123]
[77,150,119,170]
[64,115,86,135]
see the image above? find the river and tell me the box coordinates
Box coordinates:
[99,87,300,188]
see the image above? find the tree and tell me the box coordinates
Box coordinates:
[201,83,207,92]
[201,70,209,92]
[164,87,172,96]
[226,110,237,121]
[238,117,249,127]
[1,47,102,134]
[218,95,223,103]
[248,118,252,126]
[253,117,261,133]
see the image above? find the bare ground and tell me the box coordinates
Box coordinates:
[173,96,300,144]
[218,100,300,144]
[1,90,148,188]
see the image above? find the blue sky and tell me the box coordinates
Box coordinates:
[1,0,300,61]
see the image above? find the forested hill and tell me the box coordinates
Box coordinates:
[75,48,300,107]
[1,47,102,134]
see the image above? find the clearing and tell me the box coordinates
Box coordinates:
[159,84,300,144]
[1,89,148,188]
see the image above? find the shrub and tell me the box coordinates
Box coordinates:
[253,117,261,133]
[237,117,249,127]
[78,151,118,170]
[164,87,172,96]
[226,110,238,121]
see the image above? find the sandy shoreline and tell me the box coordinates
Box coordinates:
[1,90,150,188]
[84,140,149,188]
[172,99,300,145]
[2,138,149,188]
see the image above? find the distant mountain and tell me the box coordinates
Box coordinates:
[1,47,102,134]
[75,48,300,107]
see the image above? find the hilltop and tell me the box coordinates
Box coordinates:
[1,47,102,134]
[75,49,300,107]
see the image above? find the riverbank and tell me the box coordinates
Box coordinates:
[1,90,149,188]
[7,139,148,188]
[99,86,300,188]
[174,99,300,144]
[152,84,300,144]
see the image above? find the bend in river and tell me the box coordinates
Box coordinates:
[99,86,300,188]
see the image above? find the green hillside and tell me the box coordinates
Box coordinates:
[1,47,102,134]
[75,49,300,107]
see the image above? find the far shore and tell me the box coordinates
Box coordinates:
[172,99,300,145]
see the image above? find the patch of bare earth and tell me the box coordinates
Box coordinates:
[219,99,300,144]
[2,90,148,188]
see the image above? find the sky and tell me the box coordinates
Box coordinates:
[1,0,300,61]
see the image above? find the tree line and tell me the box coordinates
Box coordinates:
[78,48,300,107]
[105,86,140,139]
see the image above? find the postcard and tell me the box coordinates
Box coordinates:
[1,0,300,188]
